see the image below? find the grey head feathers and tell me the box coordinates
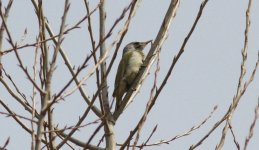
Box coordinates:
[122,41,152,55]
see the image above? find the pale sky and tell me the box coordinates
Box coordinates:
[1,0,259,150]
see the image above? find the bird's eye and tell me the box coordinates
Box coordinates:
[134,42,141,47]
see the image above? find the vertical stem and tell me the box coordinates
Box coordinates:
[37,1,56,149]
[99,0,116,149]
[39,3,48,85]
[35,1,70,149]
[99,0,108,112]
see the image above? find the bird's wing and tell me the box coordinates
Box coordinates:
[113,53,131,97]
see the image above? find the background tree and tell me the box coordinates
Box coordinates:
[0,0,258,150]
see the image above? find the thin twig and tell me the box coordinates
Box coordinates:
[84,0,102,105]
[0,76,39,117]
[0,111,37,123]
[58,132,105,150]
[2,69,27,100]
[228,122,240,150]
[53,51,108,101]
[1,137,10,150]
[118,105,217,148]
[86,122,104,146]
[0,99,32,134]
[56,84,105,149]
[31,17,42,150]
[14,46,45,94]
[0,2,45,95]
[215,0,253,149]
[135,106,217,148]
[0,0,13,77]
[1,3,100,56]
[0,99,50,146]
[43,119,100,134]
[243,98,259,150]
[139,125,158,150]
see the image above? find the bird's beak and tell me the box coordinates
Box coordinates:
[144,40,152,45]
[137,40,152,50]
[140,40,152,47]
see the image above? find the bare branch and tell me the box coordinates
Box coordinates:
[216,0,254,149]
[98,0,117,149]
[30,0,102,118]
[190,1,257,149]
[58,132,105,150]
[3,69,27,102]
[243,98,259,150]
[118,105,217,149]
[140,125,158,150]
[138,106,217,148]
[152,0,209,113]
[43,119,100,134]
[1,4,99,56]
[0,0,13,77]
[0,2,45,95]
[86,122,104,145]
[0,77,39,117]
[84,0,102,105]
[35,1,70,149]
[228,122,240,150]
[56,85,105,149]
[0,111,37,123]
[1,137,10,150]
[0,98,32,134]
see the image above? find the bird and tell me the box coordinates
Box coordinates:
[113,40,152,111]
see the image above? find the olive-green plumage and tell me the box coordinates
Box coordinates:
[113,41,151,111]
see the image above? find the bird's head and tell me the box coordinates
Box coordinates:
[123,40,152,55]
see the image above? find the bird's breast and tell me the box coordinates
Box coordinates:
[126,51,144,74]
